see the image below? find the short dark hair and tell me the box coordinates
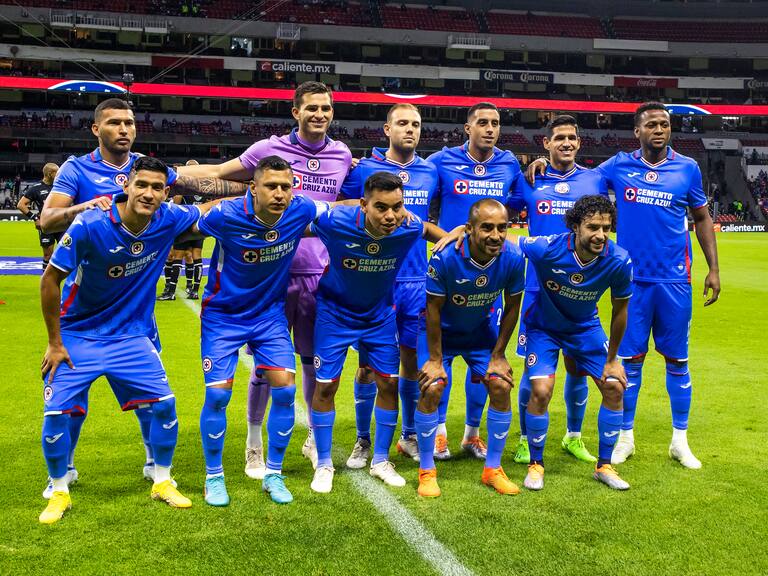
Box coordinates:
[364,171,403,199]
[469,198,507,225]
[547,114,578,136]
[253,155,293,180]
[129,156,168,181]
[634,101,668,127]
[94,98,132,122]
[467,102,498,123]
[565,195,616,229]
[293,81,333,109]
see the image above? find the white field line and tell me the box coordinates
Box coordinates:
[179,296,476,576]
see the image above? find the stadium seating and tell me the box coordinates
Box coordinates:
[612,18,768,44]
[486,12,604,38]
[380,4,478,33]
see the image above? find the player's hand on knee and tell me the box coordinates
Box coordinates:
[601,358,627,389]
[703,270,721,306]
[485,354,513,387]
[42,343,75,385]
[418,359,447,392]
[525,157,548,185]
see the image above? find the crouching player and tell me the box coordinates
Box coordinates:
[519,195,633,491]
[38,157,208,524]
[416,199,525,497]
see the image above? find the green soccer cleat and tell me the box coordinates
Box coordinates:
[561,434,598,463]
[513,437,530,464]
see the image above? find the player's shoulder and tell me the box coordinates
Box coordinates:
[605,239,631,264]
[668,148,699,169]
[329,137,352,157]
[493,147,520,165]
[502,236,525,259]
[426,146,450,164]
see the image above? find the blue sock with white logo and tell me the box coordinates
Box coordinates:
[372,407,398,465]
[266,385,296,473]
[312,409,335,468]
[564,373,589,434]
[199,387,232,476]
[597,405,623,465]
[525,411,549,464]
[622,361,644,430]
[414,409,438,470]
[665,362,691,430]
[353,378,376,442]
[67,414,85,468]
[465,372,487,428]
[485,408,512,469]
[437,365,452,425]
[398,377,420,437]
[135,407,154,463]
[42,414,71,480]
[518,372,531,436]
[149,398,177,468]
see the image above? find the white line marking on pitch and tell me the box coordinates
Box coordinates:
[180,296,476,576]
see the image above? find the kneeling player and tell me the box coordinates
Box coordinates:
[519,195,633,491]
[416,199,525,497]
[38,157,206,524]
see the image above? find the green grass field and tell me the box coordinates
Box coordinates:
[1,222,766,576]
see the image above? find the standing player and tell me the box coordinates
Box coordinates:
[338,103,438,467]
[176,82,351,476]
[518,195,633,491]
[16,163,60,270]
[427,102,525,461]
[416,199,525,498]
[308,172,461,493]
[38,157,204,523]
[506,115,608,465]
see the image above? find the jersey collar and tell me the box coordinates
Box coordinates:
[289,128,331,155]
[355,206,387,239]
[91,148,132,171]
[567,233,608,267]
[459,242,498,269]
[109,192,154,237]
[462,142,496,164]
[632,146,675,168]
[545,165,579,179]
[371,147,417,168]
[243,192,284,228]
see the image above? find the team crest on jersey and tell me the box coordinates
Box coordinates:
[343,258,358,270]
[60,233,72,248]
[130,241,144,255]
[202,357,212,373]
[624,187,637,202]
[451,294,467,306]
[518,333,527,347]
[293,174,303,190]
[313,356,322,369]
[307,158,320,172]
[526,353,538,367]
[536,200,552,215]
[107,264,125,279]
[453,180,469,194]
[242,249,260,264]
[644,171,658,183]
[264,230,279,243]
[398,171,410,184]
[475,274,488,288]
[114,173,128,187]
[570,273,584,285]
[44,385,54,402]
[473,164,486,177]
[554,182,570,194]
[427,265,438,279]
[545,280,560,292]
[366,242,380,255]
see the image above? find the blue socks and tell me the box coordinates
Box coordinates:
[485,408,511,469]
[135,406,154,463]
[398,377,419,437]
[42,414,71,479]
[622,361,643,430]
[200,387,232,476]
[149,398,177,468]
[597,405,623,465]
[67,414,86,468]
[372,407,398,465]
[525,411,549,464]
[465,372,487,428]
[564,373,588,434]
[353,379,376,442]
[414,409,438,470]
[666,362,691,430]
[312,409,335,468]
[518,372,531,435]
[266,385,296,472]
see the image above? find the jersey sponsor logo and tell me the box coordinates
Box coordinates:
[518,333,527,346]
[94,176,110,184]
[242,249,260,263]
[644,171,659,183]
[536,200,552,214]
[453,180,469,194]
[109,246,125,254]
[526,352,538,367]
[107,264,125,279]
[456,165,470,171]
[114,173,128,187]
[570,273,584,285]
[345,242,360,248]
[551,268,566,274]
[398,170,410,184]
[44,385,54,401]
[60,233,72,248]
[242,233,259,240]
[202,357,212,372]
[455,278,470,284]
[545,279,560,292]
[627,172,641,178]
[473,164,486,177]
[366,242,381,255]
[554,182,570,194]
[313,355,322,369]
[264,229,279,243]
[307,158,320,172]
[342,257,358,270]
[293,174,303,190]
[451,294,467,306]
[475,274,488,288]
[536,185,550,191]
[130,241,144,255]
[624,187,637,202]
[427,264,438,279]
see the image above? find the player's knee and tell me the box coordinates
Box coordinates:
[600,380,624,404]
[268,370,294,388]
[376,376,398,396]
[529,380,554,408]
[423,380,445,404]
[315,380,339,401]
[270,385,295,407]
[204,386,232,411]
[487,377,511,402]
[355,366,374,383]
[665,360,688,375]
[152,397,176,420]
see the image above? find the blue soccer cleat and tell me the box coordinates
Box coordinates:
[263,473,294,504]
[204,475,230,506]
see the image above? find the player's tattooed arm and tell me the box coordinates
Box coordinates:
[40,265,74,385]
[172,175,249,199]
[602,296,630,387]
[418,294,447,391]
[487,290,523,385]
[40,193,112,233]
[691,205,720,306]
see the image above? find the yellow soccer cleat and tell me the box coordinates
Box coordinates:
[524,463,545,491]
[417,468,441,498]
[151,479,192,508]
[481,466,520,495]
[39,491,72,525]
[593,464,630,490]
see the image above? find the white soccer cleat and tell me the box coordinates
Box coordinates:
[611,435,636,465]
[669,443,702,469]
[143,464,177,487]
[396,434,420,462]
[594,464,630,490]
[310,466,335,493]
[245,447,266,480]
[369,460,406,487]
[302,435,318,470]
[346,438,371,469]
[43,468,78,500]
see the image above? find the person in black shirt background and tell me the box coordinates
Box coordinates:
[17,163,60,269]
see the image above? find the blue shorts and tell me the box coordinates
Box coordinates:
[525,324,609,381]
[201,311,296,386]
[394,279,425,350]
[515,290,536,357]
[416,325,496,381]
[619,281,691,362]
[314,303,399,382]
[43,334,172,416]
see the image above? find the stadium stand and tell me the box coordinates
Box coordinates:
[379,4,478,33]
[611,18,768,44]
[486,11,604,38]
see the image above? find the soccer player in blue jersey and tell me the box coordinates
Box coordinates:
[38,157,206,524]
[339,103,438,468]
[416,199,525,498]
[507,115,608,465]
[307,172,461,493]
[518,195,633,491]
[427,102,526,461]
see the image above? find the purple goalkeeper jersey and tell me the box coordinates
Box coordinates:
[238,129,352,274]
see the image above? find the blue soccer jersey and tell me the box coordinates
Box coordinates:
[425,240,526,344]
[428,143,524,231]
[198,193,324,324]
[51,149,178,204]
[50,195,200,338]
[507,165,608,292]
[340,147,438,281]
[519,233,633,334]
[311,205,424,323]
[595,147,707,283]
